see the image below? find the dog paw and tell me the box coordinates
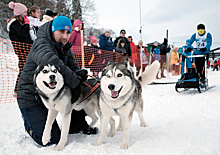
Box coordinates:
[42,133,51,145]
[54,144,65,151]
[120,143,129,149]
[92,141,103,146]
[107,132,115,137]
[140,122,147,127]
[117,126,123,131]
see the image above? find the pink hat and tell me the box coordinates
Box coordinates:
[90,36,98,44]
[9,1,27,16]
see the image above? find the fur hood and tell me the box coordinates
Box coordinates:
[42,15,53,24]
[7,18,16,32]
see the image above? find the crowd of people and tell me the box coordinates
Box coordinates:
[6,1,213,148]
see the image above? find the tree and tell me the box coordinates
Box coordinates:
[0,0,115,41]
[0,0,56,39]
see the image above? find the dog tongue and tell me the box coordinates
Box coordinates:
[111,91,118,98]
[48,82,56,88]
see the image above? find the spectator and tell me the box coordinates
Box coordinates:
[135,40,149,76]
[7,1,32,97]
[27,6,42,41]
[127,36,137,67]
[160,38,171,78]
[115,38,127,63]
[89,36,102,78]
[7,1,32,44]
[178,39,194,76]
[151,41,161,79]
[170,47,179,76]
[90,36,98,48]
[187,23,212,83]
[99,29,114,51]
[213,59,219,71]
[207,59,210,69]
[42,8,57,24]
[69,19,87,55]
[17,16,98,147]
[210,59,214,69]
[217,58,220,70]
[114,29,132,57]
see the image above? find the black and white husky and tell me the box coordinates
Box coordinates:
[93,58,160,149]
[34,64,100,151]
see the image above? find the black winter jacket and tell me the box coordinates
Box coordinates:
[17,21,81,109]
[113,37,131,56]
[160,43,171,55]
[7,18,33,44]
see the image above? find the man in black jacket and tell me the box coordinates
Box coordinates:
[113,29,132,57]
[160,38,171,78]
[17,16,98,147]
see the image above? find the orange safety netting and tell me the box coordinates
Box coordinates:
[1,39,139,104]
[0,39,19,104]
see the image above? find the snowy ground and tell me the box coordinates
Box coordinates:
[0,69,220,155]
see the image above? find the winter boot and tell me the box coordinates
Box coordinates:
[156,72,160,79]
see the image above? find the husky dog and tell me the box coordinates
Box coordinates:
[93,58,160,149]
[34,64,100,151]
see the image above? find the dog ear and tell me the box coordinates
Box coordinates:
[124,57,130,68]
[107,60,113,66]
[33,65,41,87]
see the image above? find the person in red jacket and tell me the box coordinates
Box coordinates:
[69,19,87,55]
[127,36,137,67]
[213,58,220,71]
[217,58,220,66]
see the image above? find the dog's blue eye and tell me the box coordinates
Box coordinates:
[53,69,57,73]
[43,70,48,73]
[117,73,122,77]
[107,74,110,78]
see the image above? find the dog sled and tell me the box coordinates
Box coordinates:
[175,54,210,93]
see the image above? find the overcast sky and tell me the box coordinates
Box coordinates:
[95,0,220,49]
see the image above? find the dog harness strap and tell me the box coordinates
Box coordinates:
[53,85,65,101]
[80,82,100,103]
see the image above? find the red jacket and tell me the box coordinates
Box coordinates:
[217,59,220,66]
[129,41,137,63]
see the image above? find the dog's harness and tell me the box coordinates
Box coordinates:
[113,102,127,113]
[80,81,100,103]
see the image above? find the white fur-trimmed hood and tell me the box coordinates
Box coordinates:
[7,18,16,32]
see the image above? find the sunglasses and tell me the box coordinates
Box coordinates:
[121,32,126,34]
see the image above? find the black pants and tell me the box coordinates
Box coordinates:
[195,57,205,79]
[20,104,87,146]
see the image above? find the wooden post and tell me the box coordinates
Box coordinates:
[80,30,85,69]
[140,46,143,74]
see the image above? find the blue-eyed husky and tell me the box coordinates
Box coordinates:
[93,58,160,149]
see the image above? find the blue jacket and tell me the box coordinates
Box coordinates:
[179,45,195,63]
[99,33,114,51]
[187,31,212,55]
[151,45,160,60]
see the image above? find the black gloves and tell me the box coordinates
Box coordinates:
[76,69,88,81]
[187,47,193,53]
[200,48,207,52]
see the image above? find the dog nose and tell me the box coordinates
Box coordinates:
[108,84,115,90]
[49,75,55,80]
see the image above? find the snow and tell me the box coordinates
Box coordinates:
[0,69,220,155]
